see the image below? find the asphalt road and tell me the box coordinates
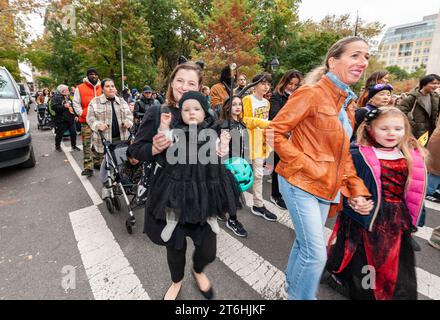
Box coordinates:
[1,107,439,300]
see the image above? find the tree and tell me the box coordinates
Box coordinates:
[73,0,156,90]
[0,0,46,79]
[193,0,262,86]
[248,0,301,68]
[302,14,384,41]
[386,65,410,81]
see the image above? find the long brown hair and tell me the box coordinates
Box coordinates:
[304,36,368,85]
[166,62,203,106]
[220,96,243,122]
[275,69,303,96]
[356,106,427,175]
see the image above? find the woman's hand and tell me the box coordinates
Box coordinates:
[97,123,108,131]
[159,113,172,131]
[152,132,172,155]
[217,131,231,157]
[348,196,374,215]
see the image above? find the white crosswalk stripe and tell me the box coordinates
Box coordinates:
[243,191,440,300]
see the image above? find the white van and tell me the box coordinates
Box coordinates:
[0,66,35,168]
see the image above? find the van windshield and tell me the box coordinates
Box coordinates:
[0,70,19,99]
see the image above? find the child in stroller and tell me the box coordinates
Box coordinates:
[99,132,147,234]
[36,103,52,130]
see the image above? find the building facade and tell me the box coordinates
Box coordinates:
[377,11,440,74]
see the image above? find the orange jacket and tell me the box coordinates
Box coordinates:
[268,75,370,201]
[210,83,229,109]
[74,78,102,123]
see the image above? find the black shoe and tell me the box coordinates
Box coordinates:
[81,169,93,177]
[327,274,349,298]
[217,215,226,222]
[55,146,62,152]
[409,236,421,252]
[226,218,248,237]
[192,269,214,300]
[270,196,287,210]
[251,206,277,221]
[72,146,81,151]
[426,192,440,203]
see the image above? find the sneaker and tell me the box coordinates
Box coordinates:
[270,196,287,210]
[251,206,277,221]
[81,169,93,177]
[72,146,81,151]
[217,214,226,222]
[55,146,62,152]
[425,192,440,203]
[428,227,440,251]
[226,218,248,237]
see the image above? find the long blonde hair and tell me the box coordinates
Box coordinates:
[356,107,427,174]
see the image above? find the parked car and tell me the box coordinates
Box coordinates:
[0,66,36,168]
[18,83,32,113]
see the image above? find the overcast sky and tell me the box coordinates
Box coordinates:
[299,0,440,32]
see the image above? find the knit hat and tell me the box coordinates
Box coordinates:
[86,67,99,76]
[178,91,213,126]
[142,85,153,93]
[367,83,393,101]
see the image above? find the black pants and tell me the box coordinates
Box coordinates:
[55,121,77,148]
[271,152,282,199]
[166,229,217,283]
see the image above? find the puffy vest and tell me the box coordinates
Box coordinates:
[78,81,102,123]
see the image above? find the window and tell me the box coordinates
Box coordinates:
[425,40,432,46]
[416,41,423,46]
[415,49,421,55]
[398,42,413,57]
[423,56,429,63]
[0,70,18,99]
[413,57,420,63]
[423,48,430,54]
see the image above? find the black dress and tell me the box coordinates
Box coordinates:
[144,123,241,250]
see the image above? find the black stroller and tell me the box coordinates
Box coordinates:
[36,103,52,130]
[99,131,148,234]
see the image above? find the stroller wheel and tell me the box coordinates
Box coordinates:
[112,196,121,211]
[105,198,115,214]
[125,220,133,234]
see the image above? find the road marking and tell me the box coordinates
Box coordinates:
[62,142,102,206]
[426,200,440,212]
[217,229,286,300]
[69,205,150,300]
[243,191,440,300]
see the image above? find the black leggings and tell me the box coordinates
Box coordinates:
[166,229,217,283]
[271,151,282,198]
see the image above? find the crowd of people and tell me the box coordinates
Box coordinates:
[34,35,440,301]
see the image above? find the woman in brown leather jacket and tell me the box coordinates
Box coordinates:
[268,36,373,300]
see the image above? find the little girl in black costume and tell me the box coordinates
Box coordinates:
[145,91,240,300]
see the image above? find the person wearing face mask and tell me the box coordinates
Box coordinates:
[86,78,133,199]
[73,67,102,177]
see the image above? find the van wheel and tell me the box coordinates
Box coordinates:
[21,145,36,168]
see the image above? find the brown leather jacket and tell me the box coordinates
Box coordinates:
[268,75,370,201]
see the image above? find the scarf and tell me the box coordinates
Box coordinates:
[326,72,357,139]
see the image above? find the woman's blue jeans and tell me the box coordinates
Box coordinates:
[279,176,330,300]
[427,172,440,195]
